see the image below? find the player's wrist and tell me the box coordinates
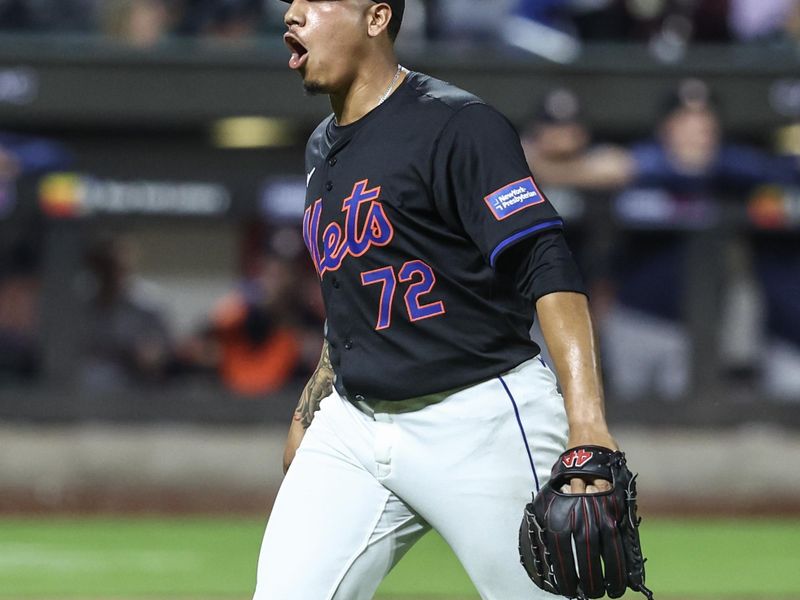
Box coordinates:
[566,424,617,452]
[564,404,608,431]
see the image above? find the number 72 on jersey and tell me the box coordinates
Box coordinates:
[360,260,446,330]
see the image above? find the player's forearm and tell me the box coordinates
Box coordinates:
[524,146,634,190]
[535,291,616,448]
[284,340,334,473]
[293,339,334,429]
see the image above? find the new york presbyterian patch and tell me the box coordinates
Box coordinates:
[483,177,544,220]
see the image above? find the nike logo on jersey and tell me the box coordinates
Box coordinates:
[306,167,316,187]
[302,179,394,276]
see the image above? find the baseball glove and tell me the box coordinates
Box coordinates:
[519,446,654,600]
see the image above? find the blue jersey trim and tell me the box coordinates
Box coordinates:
[488,218,564,268]
[499,375,540,492]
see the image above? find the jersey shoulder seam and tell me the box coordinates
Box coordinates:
[420,92,485,113]
[403,72,486,115]
[429,101,497,160]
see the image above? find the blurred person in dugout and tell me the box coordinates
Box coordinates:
[99,0,173,48]
[180,228,323,398]
[0,134,72,382]
[517,88,607,305]
[523,79,800,400]
[0,240,41,381]
[99,0,267,48]
[78,235,172,391]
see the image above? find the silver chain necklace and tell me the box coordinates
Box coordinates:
[334,64,405,126]
[378,64,405,106]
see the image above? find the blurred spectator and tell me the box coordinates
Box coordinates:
[521,87,630,190]
[729,0,800,43]
[99,0,172,48]
[525,79,800,400]
[521,87,588,157]
[631,80,799,189]
[179,227,322,397]
[0,133,71,383]
[519,88,613,289]
[526,79,800,193]
[0,239,41,381]
[78,235,172,391]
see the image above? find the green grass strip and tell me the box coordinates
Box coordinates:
[0,518,263,597]
[0,517,797,598]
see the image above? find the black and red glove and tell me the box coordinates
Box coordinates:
[519,446,654,600]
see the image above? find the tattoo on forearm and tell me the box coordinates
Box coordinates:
[293,341,333,429]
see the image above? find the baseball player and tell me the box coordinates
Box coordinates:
[254,1,624,598]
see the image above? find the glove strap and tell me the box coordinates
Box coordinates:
[550,445,622,484]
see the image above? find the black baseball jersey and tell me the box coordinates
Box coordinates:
[302,71,564,401]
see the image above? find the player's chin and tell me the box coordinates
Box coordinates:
[302,77,328,96]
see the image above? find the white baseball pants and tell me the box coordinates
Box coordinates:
[253,356,568,600]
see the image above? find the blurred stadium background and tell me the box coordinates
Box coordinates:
[1,0,800,598]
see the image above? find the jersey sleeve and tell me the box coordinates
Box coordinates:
[431,103,563,267]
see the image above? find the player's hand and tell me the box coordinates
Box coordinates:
[561,478,611,494]
[283,418,306,474]
[564,425,618,493]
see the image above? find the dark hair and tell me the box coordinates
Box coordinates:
[660,78,719,120]
[381,1,404,42]
[536,88,582,125]
[387,17,400,41]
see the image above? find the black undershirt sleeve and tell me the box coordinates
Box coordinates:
[497,230,587,303]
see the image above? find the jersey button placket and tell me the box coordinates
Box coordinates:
[325,181,333,191]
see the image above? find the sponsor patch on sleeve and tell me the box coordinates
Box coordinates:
[483,176,544,221]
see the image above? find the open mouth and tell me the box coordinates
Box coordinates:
[284,33,309,71]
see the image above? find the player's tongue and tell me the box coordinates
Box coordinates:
[289,50,308,70]
[286,38,308,70]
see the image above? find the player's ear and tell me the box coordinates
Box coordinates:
[366,2,392,39]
